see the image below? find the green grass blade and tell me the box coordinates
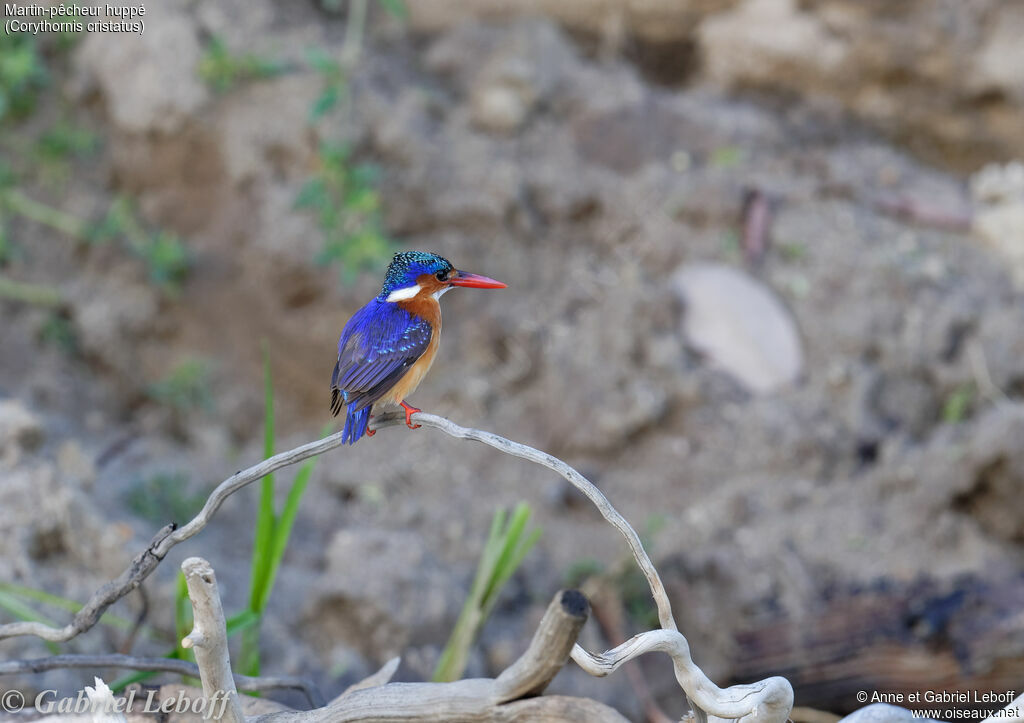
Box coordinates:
[465,508,505,602]
[0,591,60,654]
[481,503,532,606]
[432,503,541,683]
[173,571,194,661]
[0,589,56,626]
[239,622,262,678]
[110,669,158,691]
[263,461,312,597]
[249,342,277,613]
[261,422,329,612]
[0,581,139,632]
[225,609,261,637]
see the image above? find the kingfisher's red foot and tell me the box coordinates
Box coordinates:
[365,428,376,437]
[400,400,421,429]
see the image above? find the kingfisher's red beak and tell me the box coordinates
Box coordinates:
[449,270,507,289]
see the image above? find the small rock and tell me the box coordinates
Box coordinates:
[57,440,97,491]
[970,161,1024,286]
[70,274,159,377]
[970,7,1024,104]
[468,20,579,134]
[472,82,531,133]
[700,0,847,90]
[74,3,209,134]
[671,263,804,394]
[214,74,320,186]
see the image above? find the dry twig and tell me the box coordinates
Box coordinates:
[373,412,794,723]
[180,557,246,723]
[0,411,793,721]
[251,589,629,723]
[0,654,324,707]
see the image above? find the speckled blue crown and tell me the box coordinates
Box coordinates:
[379,251,454,296]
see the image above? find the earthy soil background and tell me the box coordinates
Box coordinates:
[2,1,1024,720]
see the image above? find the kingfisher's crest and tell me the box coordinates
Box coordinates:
[379,252,454,301]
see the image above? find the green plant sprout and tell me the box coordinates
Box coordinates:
[297,142,393,283]
[100,198,191,291]
[37,312,75,354]
[306,48,346,122]
[2,30,189,296]
[189,27,398,283]
[0,34,49,123]
[199,36,288,94]
[31,120,100,184]
[172,571,196,677]
[942,383,975,424]
[1,187,90,239]
[114,353,322,691]
[0,590,60,655]
[146,360,215,414]
[0,581,168,659]
[0,276,63,307]
[320,0,408,20]
[0,191,192,295]
[123,472,212,525]
[432,502,542,683]
[236,344,326,679]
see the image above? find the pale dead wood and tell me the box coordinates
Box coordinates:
[0,429,359,643]
[0,411,794,721]
[335,657,401,702]
[373,411,794,723]
[0,523,176,642]
[180,557,246,723]
[251,590,627,723]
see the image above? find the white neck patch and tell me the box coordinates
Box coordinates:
[385,284,421,303]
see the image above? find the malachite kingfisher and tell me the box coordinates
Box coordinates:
[330,251,507,444]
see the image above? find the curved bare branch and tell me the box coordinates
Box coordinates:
[0,410,793,721]
[0,654,324,707]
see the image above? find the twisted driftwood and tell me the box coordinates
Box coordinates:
[179,557,246,723]
[241,587,627,722]
[0,412,794,721]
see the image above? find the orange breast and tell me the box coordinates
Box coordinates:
[384,286,442,405]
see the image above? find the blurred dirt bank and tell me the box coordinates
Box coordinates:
[2,1,1024,720]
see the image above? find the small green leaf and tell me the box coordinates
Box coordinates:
[295,178,329,210]
[377,0,408,20]
[710,145,744,169]
[310,86,340,122]
[226,609,261,637]
[942,384,974,424]
[305,48,341,76]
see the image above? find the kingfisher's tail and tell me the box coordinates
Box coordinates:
[341,404,371,445]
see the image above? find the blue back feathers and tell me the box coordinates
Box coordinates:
[379,251,454,298]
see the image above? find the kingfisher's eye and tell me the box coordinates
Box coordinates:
[435,270,449,282]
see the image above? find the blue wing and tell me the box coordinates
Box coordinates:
[330,299,432,420]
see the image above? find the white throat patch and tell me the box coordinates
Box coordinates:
[385,284,421,303]
[432,286,453,300]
